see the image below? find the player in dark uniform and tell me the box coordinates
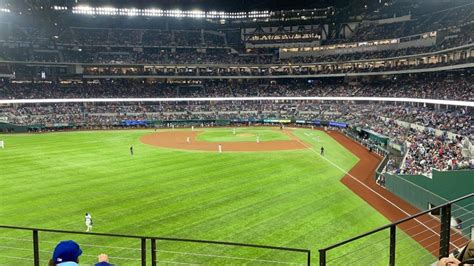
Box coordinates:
[320,146,324,156]
[130,146,134,156]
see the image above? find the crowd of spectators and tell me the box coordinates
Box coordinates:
[2,75,471,101]
[1,42,471,67]
[340,4,474,43]
[286,22,474,64]
[279,47,437,64]
[403,133,469,174]
[1,100,469,133]
[0,68,472,178]
[374,105,471,136]
[0,46,278,65]
[343,107,472,175]
[1,99,470,175]
[65,28,227,47]
[0,11,472,67]
[75,54,473,76]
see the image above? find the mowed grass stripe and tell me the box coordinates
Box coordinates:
[3,150,318,229]
[196,127,290,142]
[97,152,335,236]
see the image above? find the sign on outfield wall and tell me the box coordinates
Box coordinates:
[263,119,292,123]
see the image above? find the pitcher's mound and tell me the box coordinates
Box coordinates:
[140,131,306,152]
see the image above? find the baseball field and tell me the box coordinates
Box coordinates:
[0,127,434,265]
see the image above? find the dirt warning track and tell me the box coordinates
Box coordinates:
[140,130,306,152]
[329,131,467,256]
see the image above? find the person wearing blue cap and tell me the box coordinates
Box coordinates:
[49,240,82,266]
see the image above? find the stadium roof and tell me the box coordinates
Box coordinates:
[70,0,352,11]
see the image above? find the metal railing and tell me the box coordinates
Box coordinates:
[318,193,473,266]
[375,155,390,180]
[0,225,311,265]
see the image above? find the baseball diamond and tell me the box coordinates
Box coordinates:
[0,127,438,264]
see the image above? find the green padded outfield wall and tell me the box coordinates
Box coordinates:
[384,170,474,238]
[0,122,31,133]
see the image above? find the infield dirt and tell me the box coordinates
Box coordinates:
[140,130,306,152]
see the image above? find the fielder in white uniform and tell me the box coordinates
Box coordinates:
[187,137,190,144]
[85,213,93,232]
[218,144,222,153]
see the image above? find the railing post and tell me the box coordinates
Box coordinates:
[389,225,396,266]
[319,249,326,266]
[141,238,147,266]
[33,230,39,266]
[439,204,452,258]
[151,238,157,266]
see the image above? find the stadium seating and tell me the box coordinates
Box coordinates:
[0,1,472,179]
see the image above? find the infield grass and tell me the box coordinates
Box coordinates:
[195,127,290,142]
[0,127,433,265]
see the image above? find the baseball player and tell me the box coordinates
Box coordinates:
[85,213,93,232]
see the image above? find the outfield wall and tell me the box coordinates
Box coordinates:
[384,170,474,238]
[0,122,34,133]
[0,118,349,132]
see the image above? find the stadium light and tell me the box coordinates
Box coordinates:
[190,9,205,18]
[99,7,116,16]
[75,5,92,11]
[72,5,94,15]
[69,5,270,19]
[144,8,163,17]
[170,9,183,17]
[53,6,67,11]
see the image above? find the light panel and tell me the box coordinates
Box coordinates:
[71,6,271,19]
[0,97,472,107]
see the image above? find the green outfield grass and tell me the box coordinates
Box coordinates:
[0,128,433,265]
[195,127,290,142]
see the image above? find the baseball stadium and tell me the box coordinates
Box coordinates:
[0,0,473,265]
